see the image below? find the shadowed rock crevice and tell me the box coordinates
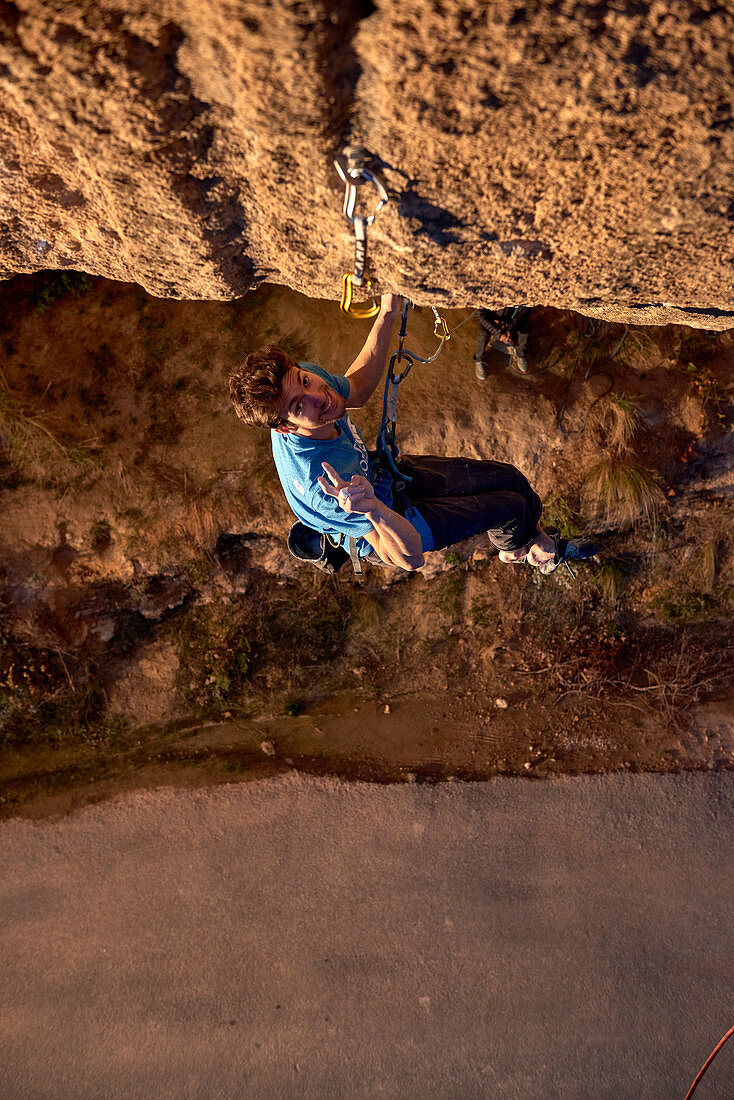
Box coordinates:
[0,0,21,44]
[113,19,253,294]
[320,0,378,151]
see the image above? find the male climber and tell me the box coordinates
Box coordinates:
[228,295,597,574]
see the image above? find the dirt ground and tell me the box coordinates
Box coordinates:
[0,272,732,819]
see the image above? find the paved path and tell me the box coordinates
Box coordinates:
[1,772,732,1099]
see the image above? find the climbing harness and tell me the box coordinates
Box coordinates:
[334,147,388,319]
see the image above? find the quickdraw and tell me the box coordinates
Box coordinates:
[334,147,388,318]
[375,298,412,477]
[399,306,451,365]
[333,147,456,476]
[375,301,454,481]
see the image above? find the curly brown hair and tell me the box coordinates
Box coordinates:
[228,344,297,428]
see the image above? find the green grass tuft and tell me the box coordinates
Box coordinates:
[653,591,715,625]
[32,271,92,314]
[541,495,576,537]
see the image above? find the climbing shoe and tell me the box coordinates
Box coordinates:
[511,348,530,373]
[539,533,599,578]
[474,354,488,381]
[510,332,530,373]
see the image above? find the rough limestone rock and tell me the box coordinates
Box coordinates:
[0,0,733,328]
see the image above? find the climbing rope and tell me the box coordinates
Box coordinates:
[398,306,452,364]
[683,1022,734,1099]
[374,300,463,482]
[334,147,388,318]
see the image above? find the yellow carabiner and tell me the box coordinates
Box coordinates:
[340,273,380,319]
[432,311,450,341]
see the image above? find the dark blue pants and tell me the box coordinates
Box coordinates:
[398,454,543,553]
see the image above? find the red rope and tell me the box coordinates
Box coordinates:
[683,1023,734,1100]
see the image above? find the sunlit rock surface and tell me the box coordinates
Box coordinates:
[0,0,732,327]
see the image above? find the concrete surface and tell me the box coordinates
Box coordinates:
[1,772,732,1099]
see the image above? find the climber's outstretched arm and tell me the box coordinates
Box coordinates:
[344,294,402,408]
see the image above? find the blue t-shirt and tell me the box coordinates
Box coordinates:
[271,363,393,556]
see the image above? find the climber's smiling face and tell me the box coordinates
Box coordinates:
[274,366,346,439]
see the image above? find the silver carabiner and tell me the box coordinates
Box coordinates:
[334,147,388,226]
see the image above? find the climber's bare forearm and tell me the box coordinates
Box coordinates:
[365,500,424,571]
[345,296,402,408]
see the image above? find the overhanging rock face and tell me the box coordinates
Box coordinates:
[0,0,732,328]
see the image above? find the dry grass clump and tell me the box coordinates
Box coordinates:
[0,368,98,485]
[593,391,641,454]
[553,631,732,731]
[697,541,717,593]
[175,499,223,551]
[582,461,664,530]
[165,496,249,575]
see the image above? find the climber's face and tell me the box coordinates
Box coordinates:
[274,367,346,438]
